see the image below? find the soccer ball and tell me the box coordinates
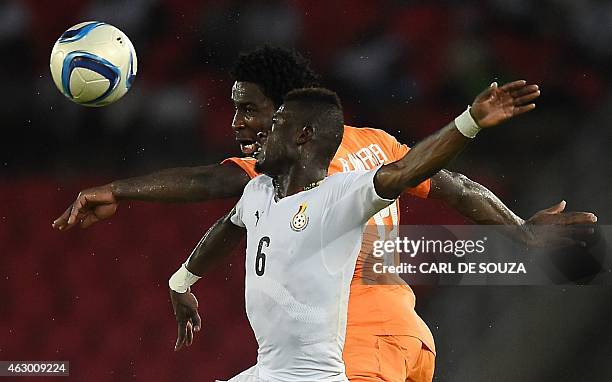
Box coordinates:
[49,22,137,107]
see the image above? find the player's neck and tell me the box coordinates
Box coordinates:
[272,165,327,200]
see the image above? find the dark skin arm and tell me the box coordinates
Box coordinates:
[429,170,525,226]
[375,80,540,199]
[170,210,245,351]
[428,170,597,245]
[52,163,250,230]
[111,164,250,202]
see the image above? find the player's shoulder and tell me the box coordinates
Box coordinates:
[343,125,399,143]
[244,174,274,195]
[222,156,257,166]
[344,125,397,141]
[221,156,259,179]
[324,169,374,188]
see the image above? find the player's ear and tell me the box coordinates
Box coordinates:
[296,124,314,145]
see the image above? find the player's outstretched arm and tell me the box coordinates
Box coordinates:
[429,170,597,245]
[375,80,540,200]
[169,210,245,351]
[52,163,250,231]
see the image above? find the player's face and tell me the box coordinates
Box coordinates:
[231,81,276,156]
[254,104,298,176]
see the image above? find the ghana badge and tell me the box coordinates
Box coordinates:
[290,203,309,231]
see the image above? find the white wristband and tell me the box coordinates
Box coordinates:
[455,106,481,138]
[168,263,201,293]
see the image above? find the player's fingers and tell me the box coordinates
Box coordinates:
[547,225,593,238]
[186,321,194,347]
[52,207,72,230]
[67,196,87,225]
[80,214,100,229]
[192,311,202,332]
[60,210,87,231]
[474,85,496,102]
[512,104,536,116]
[568,225,596,237]
[67,205,78,225]
[548,236,579,248]
[175,321,187,351]
[511,84,539,98]
[509,85,540,98]
[543,200,566,214]
[513,90,541,105]
[500,80,527,92]
[556,212,598,225]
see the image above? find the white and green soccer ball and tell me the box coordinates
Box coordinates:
[50,21,137,107]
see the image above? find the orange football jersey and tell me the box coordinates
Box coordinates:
[222,125,435,353]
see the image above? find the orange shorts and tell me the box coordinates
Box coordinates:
[344,331,435,382]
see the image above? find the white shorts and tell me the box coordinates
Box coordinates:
[217,365,348,382]
[216,365,265,382]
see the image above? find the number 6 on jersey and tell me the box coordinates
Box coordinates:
[255,236,270,276]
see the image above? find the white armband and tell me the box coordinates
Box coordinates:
[455,106,481,138]
[168,263,201,293]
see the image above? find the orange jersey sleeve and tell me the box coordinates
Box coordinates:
[329,126,430,198]
[221,157,259,179]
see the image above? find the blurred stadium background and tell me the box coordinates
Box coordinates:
[1,0,611,380]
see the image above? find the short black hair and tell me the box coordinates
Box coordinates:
[283,87,342,110]
[283,87,344,163]
[230,45,320,107]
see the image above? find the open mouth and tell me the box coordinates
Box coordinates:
[237,139,259,156]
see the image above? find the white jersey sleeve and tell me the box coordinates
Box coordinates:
[229,177,255,228]
[323,167,394,230]
[229,197,245,228]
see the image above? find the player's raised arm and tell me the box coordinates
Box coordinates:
[168,208,246,351]
[375,80,540,200]
[429,170,598,245]
[52,163,250,231]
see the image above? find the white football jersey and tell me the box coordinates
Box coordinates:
[229,169,392,382]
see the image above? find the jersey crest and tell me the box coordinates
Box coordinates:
[290,203,309,232]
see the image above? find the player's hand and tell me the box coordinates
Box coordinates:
[52,184,118,231]
[524,200,598,247]
[170,289,202,351]
[470,80,540,128]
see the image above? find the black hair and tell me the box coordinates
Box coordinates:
[230,45,320,107]
[283,87,342,110]
[283,87,344,162]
